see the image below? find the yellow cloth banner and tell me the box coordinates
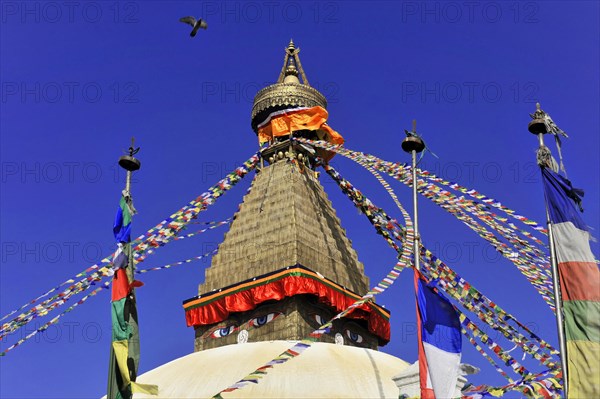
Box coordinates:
[567,340,600,398]
[112,341,159,396]
[131,382,159,396]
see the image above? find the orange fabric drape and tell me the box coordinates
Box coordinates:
[257,106,344,153]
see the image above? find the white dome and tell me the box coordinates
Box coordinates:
[133,341,409,398]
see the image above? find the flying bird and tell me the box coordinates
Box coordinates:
[179,16,208,37]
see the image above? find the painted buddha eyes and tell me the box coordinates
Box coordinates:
[208,312,280,339]
[345,329,364,343]
[210,325,237,338]
[310,313,364,344]
[249,312,280,328]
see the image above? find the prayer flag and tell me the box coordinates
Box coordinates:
[415,272,462,399]
[542,168,600,398]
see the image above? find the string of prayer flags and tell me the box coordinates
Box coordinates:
[458,310,533,380]
[128,154,258,263]
[2,155,256,358]
[462,369,562,398]
[295,138,556,311]
[0,278,75,322]
[0,270,110,339]
[136,249,218,274]
[312,140,559,362]
[366,159,555,308]
[297,137,549,249]
[1,155,256,350]
[419,250,559,367]
[296,137,548,236]
[0,217,230,339]
[0,281,111,356]
[0,246,221,356]
[315,146,562,392]
[0,154,258,340]
[319,144,558,360]
[172,219,231,241]
[461,323,514,383]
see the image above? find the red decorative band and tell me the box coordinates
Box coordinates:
[183,265,391,344]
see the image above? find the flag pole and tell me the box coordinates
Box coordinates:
[108,137,144,399]
[403,120,429,398]
[402,120,425,272]
[528,105,569,397]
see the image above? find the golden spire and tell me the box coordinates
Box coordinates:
[251,41,327,132]
[277,38,309,86]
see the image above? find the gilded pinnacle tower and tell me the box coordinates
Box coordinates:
[182,41,390,353]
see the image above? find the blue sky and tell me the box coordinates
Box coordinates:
[1,1,598,398]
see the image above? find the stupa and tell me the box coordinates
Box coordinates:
[133,41,410,398]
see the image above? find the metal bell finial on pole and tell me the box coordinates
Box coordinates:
[528,102,549,135]
[402,120,426,154]
[119,136,141,171]
[118,137,141,196]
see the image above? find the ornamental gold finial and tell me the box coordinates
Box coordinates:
[251,41,327,132]
[277,39,308,85]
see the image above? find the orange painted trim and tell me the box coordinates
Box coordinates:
[184,267,375,312]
